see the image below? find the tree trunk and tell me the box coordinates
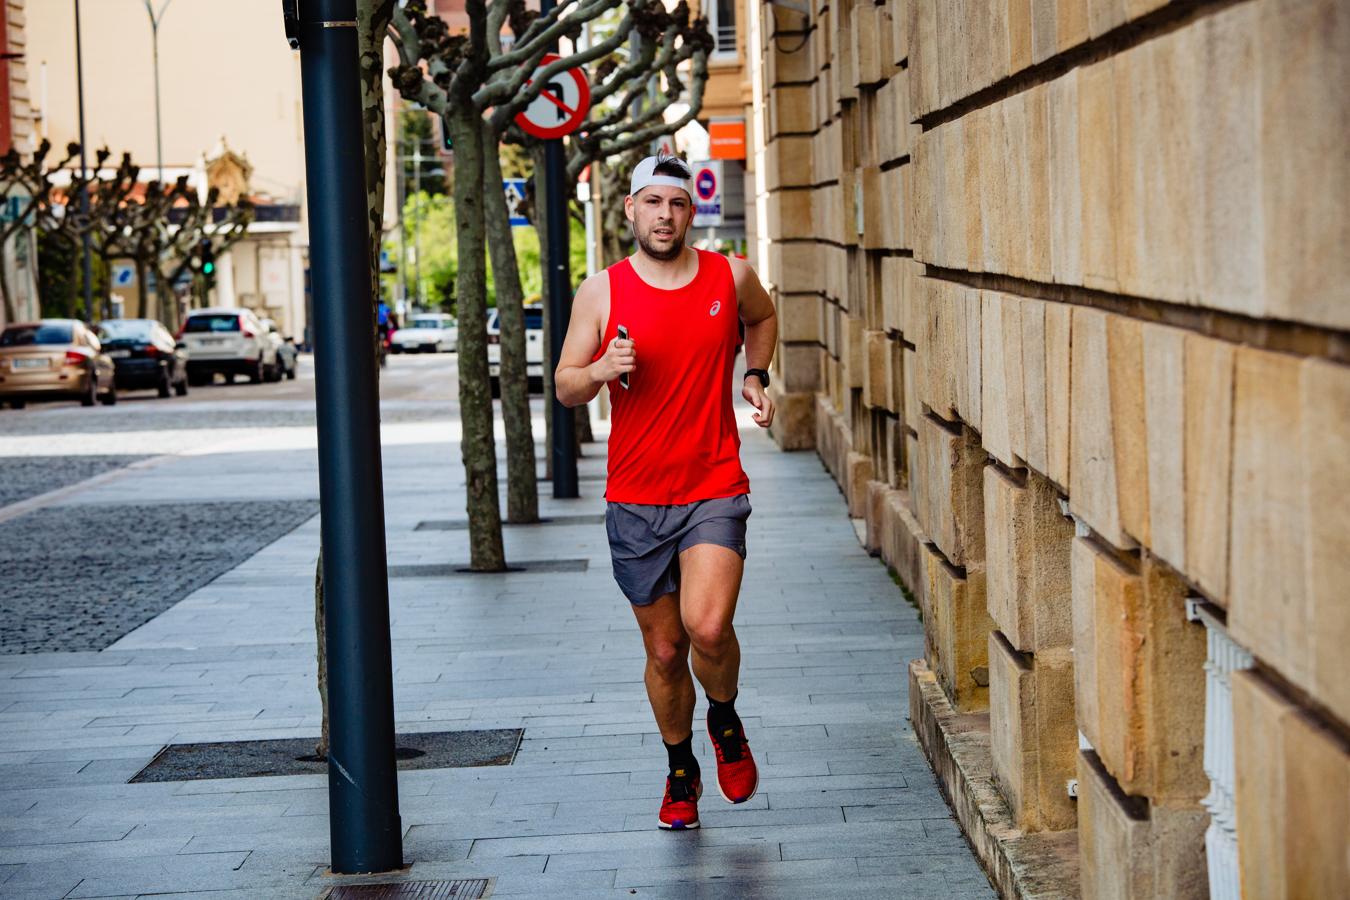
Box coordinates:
[314,551,329,759]
[314,0,397,760]
[451,108,506,570]
[576,402,594,444]
[482,130,539,523]
[135,258,151,321]
[0,248,17,324]
[360,0,395,345]
[159,270,180,333]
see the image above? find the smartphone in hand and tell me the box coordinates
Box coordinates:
[616,325,630,390]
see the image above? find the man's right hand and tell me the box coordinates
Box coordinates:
[590,335,636,384]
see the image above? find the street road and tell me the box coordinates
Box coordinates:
[0,352,467,655]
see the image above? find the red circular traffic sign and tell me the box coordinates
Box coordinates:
[695,167,718,201]
[515,54,591,140]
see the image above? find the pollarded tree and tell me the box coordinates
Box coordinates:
[32,148,110,320]
[45,150,254,328]
[155,185,254,328]
[0,140,85,323]
[388,0,652,568]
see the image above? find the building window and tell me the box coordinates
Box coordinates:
[707,0,737,57]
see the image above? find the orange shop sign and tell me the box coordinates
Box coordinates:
[709,119,746,160]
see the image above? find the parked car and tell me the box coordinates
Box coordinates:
[487,306,544,397]
[391,313,457,354]
[259,317,299,380]
[178,307,278,385]
[0,319,116,408]
[97,318,189,398]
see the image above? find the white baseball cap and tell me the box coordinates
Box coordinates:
[629,154,694,200]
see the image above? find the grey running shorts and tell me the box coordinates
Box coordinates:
[605,494,752,606]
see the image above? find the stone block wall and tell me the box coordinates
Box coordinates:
[749,0,1350,895]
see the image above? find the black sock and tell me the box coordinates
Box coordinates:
[664,736,699,781]
[707,691,740,733]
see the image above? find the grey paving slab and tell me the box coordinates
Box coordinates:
[0,378,993,899]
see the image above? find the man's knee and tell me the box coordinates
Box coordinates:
[687,620,735,658]
[647,637,690,677]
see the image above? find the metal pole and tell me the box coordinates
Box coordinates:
[293,0,402,874]
[540,0,578,499]
[143,1,171,185]
[73,0,94,322]
[396,120,407,310]
[412,145,421,309]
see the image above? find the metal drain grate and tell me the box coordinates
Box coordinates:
[388,559,588,577]
[415,514,605,531]
[326,880,491,899]
[130,729,522,783]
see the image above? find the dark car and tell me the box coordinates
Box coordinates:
[97,319,189,398]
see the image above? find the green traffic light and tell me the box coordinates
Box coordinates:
[203,261,215,275]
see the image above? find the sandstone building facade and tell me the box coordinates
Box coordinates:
[745,0,1349,896]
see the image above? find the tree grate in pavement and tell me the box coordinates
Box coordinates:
[414,514,604,531]
[1,499,321,654]
[324,880,492,899]
[388,559,588,577]
[129,729,523,783]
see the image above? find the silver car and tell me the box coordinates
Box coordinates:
[392,313,457,354]
[180,307,278,385]
[259,317,299,380]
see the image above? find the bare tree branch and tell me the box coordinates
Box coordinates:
[479,8,633,123]
[486,0,610,73]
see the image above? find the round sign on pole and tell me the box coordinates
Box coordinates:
[695,167,718,201]
[515,54,591,140]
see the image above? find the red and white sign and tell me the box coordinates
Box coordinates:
[692,161,723,227]
[515,54,591,140]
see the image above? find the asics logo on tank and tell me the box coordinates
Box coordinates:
[709,300,721,316]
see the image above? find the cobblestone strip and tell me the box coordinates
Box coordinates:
[1,499,320,654]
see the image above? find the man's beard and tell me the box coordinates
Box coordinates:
[634,222,685,261]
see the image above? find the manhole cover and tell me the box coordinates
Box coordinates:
[129,729,522,783]
[415,514,604,531]
[388,559,588,577]
[326,880,491,899]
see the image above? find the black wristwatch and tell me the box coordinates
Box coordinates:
[743,368,770,388]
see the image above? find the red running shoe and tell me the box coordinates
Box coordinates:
[658,772,702,830]
[708,715,759,803]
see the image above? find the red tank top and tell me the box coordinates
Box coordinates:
[595,250,750,504]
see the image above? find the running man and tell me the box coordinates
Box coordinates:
[555,153,778,830]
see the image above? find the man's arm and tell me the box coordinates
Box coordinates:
[732,258,778,427]
[555,271,633,408]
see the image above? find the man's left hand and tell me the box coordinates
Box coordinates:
[743,378,776,428]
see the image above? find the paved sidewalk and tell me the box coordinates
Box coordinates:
[0,404,994,899]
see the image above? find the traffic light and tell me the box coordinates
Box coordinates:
[199,239,216,277]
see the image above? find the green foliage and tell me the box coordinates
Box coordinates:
[388,189,575,311]
[398,109,448,197]
[499,142,532,180]
[568,215,587,290]
[37,231,107,320]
